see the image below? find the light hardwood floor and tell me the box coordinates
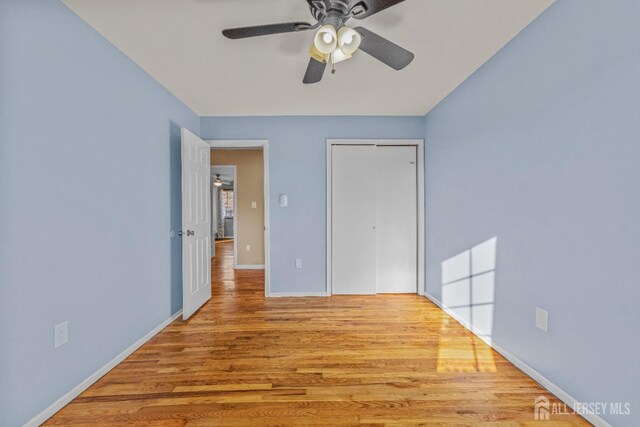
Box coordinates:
[45,241,590,426]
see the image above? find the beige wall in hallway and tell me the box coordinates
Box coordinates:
[211,149,264,266]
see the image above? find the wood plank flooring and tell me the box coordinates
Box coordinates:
[45,241,590,426]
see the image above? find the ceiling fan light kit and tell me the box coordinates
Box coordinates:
[222,0,414,84]
[337,26,362,55]
[309,45,331,64]
[314,25,338,54]
[309,25,358,65]
[331,47,353,64]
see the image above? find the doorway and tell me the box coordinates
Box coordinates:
[211,165,237,259]
[208,140,270,296]
[326,139,425,296]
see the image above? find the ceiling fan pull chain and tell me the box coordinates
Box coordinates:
[331,52,336,74]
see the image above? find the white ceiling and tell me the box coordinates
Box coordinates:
[62,0,553,116]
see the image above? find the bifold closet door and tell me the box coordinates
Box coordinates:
[331,145,378,295]
[376,146,418,293]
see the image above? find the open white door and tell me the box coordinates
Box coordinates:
[181,128,211,320]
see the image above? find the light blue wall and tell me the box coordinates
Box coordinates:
[0,1,199,425]
[200,117,425,294]
[423,0,639,425]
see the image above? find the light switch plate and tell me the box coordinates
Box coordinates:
[295,259,303,269]
[251,201,257,209]
[54,321,69,348]
[535,308,549,332]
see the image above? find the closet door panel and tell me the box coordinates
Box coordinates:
[376,146,418,293]
[331,145,378,295]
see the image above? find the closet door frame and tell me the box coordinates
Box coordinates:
[326,139,425,296]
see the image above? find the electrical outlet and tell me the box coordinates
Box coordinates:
[54,321,68,348]
[251,201,257,209]
[246,245,251,252]
[295,259,303,269]
[535,308,549,332]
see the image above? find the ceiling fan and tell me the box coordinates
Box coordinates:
[222,0,414,84]
[213,174,231,187]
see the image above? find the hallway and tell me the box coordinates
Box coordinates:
[45,241,589,426]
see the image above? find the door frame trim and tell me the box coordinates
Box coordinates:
[207,140,271,297]
[326,139,425,297]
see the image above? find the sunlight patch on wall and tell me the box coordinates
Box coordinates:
[437,237,497,373]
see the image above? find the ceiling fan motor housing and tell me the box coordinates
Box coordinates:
[308,0,368,26]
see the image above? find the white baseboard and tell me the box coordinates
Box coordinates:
[23,310,183,427]
[423,293,491,344]
[267,292,329,298]
[235,264,265,270]
[423,292,611,427]
[490,342,611,427]
[423,292,445,310]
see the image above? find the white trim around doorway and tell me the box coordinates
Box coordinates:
[326,139,425,297]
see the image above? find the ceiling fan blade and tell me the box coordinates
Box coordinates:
[351,0,406,20]
[222,22,314,39]
[354,26,414,70]
[303,58,327,84]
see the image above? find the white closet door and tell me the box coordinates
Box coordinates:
[331,145,378,295]
[376,146,418,293]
